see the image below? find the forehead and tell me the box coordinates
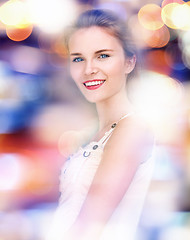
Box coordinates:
[68,26,123,53]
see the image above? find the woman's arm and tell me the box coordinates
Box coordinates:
[65,116,154,240]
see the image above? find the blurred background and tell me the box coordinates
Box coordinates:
[0,0,190,239]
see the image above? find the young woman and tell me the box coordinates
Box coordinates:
[46,9,155,240]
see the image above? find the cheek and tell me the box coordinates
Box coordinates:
[70,64,82,84]
[108,60,126,78]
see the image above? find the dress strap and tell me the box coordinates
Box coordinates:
[98,112,134,145]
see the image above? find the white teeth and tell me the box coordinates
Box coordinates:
[84,80,105,87]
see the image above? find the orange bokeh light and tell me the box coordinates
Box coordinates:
[144,25,170,48]
[129,15,170,49]
[6,24,33,41]
[138,4,164,30]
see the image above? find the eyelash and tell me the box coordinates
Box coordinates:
[99,54,110,59]
[72,57,84,63]
[72,54,110,63]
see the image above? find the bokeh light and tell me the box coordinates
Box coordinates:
[0,0,31,28]
[161,3,180,29]
[130,14,170,49]
[161,2,190,30]
[171,2,190,31]
[144,25,170,48]
[138,4,164,30]
[6,24,33,42]
[0,0,33,41]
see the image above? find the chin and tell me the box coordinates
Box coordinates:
[81,90,108,104]
[82,95,98,103]
[85,96,108,104]
[84,97,98,103]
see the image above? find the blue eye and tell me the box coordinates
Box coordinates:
[99,54,109,59]
[72,57,84,62]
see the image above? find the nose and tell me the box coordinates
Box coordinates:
[84,60,98,75]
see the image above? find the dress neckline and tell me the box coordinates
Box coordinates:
[80,112,134,157]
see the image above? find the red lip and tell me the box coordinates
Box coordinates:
[83,79,105,90]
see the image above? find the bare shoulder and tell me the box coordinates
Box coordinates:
[107,113,154,143]
[122,114,154,138]
[104,114,154,164]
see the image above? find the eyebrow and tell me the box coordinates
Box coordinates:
[70,49,114,56]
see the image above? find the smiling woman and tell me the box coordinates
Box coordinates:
[46,9,155,240]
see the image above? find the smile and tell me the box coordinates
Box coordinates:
[83,80,105,90]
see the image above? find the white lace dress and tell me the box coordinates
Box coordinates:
[46,114,155,240]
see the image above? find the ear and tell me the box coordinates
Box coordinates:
[124,55,136,74]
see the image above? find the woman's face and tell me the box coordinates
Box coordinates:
[68,26,135,103]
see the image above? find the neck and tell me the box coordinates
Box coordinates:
[95,90,133,131]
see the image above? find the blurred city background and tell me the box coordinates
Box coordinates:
[0,0,190,239]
